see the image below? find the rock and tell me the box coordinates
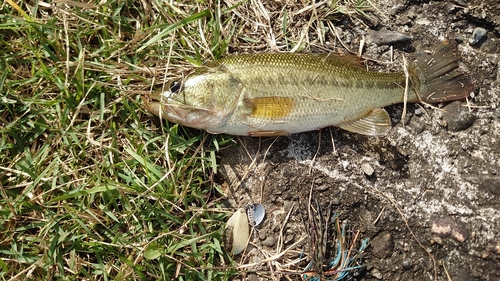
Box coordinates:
[368,29,412,45]
[414,107,422,116]
[487,241,500,255]
[408,117,426,134]
[248,273,259,281]
[316,184,330,191]
[273,224,281,232]
[480,250,490,259]
[284,234,295,245]
[469,27,487,45]
[430,236,443,245]
[331,198,340,206]
[402,258,412,270]
[371,268,383,279]
[261,236,277,247]
[372,231,394,258]
[431,217,469,242]
[442,101,475,132]
[361,162,375,176]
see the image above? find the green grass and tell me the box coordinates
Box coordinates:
[0,0,375,280]
[0,1,239,280]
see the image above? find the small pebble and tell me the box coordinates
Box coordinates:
[331,198,340,206]
[261,236,277,247]
[402,258,412,270]
[431,217,469,242]
[480,250,490,259]
[248,273,259,281]
[408,118,426,135]
[273,224,281,232]
[371,268,383,279]
[442,101,475,132]
[487,241,500,255]
[361,163,375,176]
[430,236,443,245]
[414,107,422,116]
[469,27,487,45]
[372,231,394,258]
[316,184,330,191]
[284,234,295,245]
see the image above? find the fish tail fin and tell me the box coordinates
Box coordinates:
[409,40,474,103]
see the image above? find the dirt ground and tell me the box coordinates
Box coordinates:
[217,1,500,280]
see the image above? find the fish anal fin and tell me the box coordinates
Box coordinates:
[245,97,295,119]
[338,108,391,136]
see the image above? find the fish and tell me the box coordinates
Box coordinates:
[144,41,473,137]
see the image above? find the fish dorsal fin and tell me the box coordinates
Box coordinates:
[245,97,296,119]
[322,52,366,70]
[338,108,391,136]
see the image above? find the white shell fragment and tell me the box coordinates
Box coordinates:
[223,208,250,255]
[245,203,266,227]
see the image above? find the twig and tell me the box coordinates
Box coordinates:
[402,55,409,127]
[309,130,322,174]
[441,260,453,281]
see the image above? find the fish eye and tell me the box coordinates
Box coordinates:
[169,81,182,94]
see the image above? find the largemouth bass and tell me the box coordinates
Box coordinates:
[145,41,473,137]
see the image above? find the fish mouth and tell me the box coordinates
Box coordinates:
[145,90,224,130]
[147,90,194,123]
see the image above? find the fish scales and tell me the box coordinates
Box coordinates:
[234,55,404,135]
[145,41,473,136]
[218,54,408,135]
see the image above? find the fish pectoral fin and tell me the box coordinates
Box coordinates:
[245,97,295,119]
[338,108,391,136]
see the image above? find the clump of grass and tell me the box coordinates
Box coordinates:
[0,0,377,280]
[0,1,238,279]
